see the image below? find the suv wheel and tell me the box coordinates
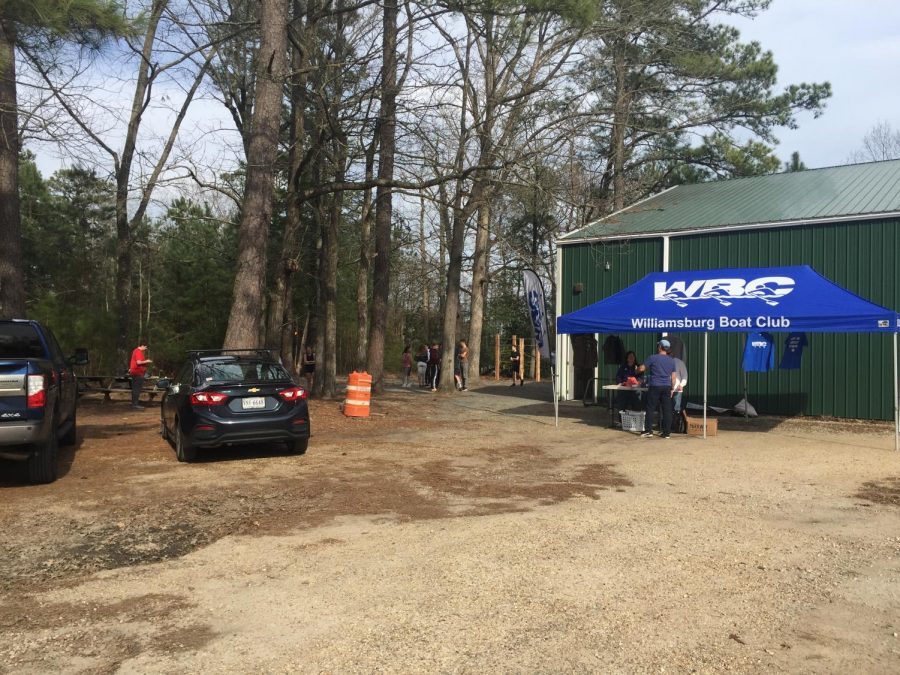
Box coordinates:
[175,421,197,463]
[28,427,59,484]
[60,410,77,446]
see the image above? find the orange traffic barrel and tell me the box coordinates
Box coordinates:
[344,371,372,417]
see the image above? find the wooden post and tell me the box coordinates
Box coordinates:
[494,333,500,380]
[519,337,525,382]
[535,340,541,382]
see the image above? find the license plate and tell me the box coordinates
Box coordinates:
[241,396,266,410]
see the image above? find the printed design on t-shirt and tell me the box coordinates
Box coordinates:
[742,331,775,372]
[779,332,808,370]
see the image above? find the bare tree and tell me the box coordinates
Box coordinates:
[26,1,218,362]
[849,121,900,163]
[0,1,126,319]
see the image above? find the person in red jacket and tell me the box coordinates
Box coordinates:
[129,343,152,410]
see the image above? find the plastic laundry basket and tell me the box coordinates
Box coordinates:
[620,410,645,433]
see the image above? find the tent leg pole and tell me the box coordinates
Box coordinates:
[743,371,748,420]
[552,367,559,429]
[704,332,708,440]
[894,333,898,452]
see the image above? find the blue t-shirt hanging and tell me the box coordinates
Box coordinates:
[742,332,775,372]
[780,332,808,369]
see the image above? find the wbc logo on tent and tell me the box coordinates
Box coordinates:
[653,276,795,307]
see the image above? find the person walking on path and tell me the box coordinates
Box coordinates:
[457,340,469,391]
[510,345,522,386]
[639,339,677,438]
[416,344,428,388]
[302,346,316,392]
[128,343,152,410]
[401,345,413,388]
[428,342,441,391]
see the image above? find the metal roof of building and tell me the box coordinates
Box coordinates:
[560,159,900,242]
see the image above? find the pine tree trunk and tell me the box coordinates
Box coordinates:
[223,0,287,349]
[366,0,398,394]
[311,201,324,396]
[439,206,466,392]
[0,20,24,319]
[269,16,309,369]
[467,202,491,384]
[355,143,376,370]
[419,195,429,341]
[612,45,629,212]
[321,180,342,399]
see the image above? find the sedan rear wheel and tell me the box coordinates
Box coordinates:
[160,417,172,445]
[175,421,197,463]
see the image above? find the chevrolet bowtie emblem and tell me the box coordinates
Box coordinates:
[248,387,260,393]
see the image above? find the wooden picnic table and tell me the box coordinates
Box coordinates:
[77,375,162,402]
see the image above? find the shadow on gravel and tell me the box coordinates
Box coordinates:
[473,382,555,401]
[191,442,301,463]
[0,433,85,488]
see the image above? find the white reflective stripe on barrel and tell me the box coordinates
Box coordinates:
[344,399,370,406]
[346,385,371,392]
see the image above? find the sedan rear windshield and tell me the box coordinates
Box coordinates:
[0,324,45,359]
[197,360,290,384]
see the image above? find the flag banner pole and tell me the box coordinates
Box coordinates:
[893,332,898,452]
[743,371,749,420]
[522,269,555,426]
[703,332,708,439]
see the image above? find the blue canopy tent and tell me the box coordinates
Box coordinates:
[556,266,900,448]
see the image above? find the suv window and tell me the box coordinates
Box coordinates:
[0,323,45,359]
[197,360,289,384]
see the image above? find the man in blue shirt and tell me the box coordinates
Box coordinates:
[639,339,678,439]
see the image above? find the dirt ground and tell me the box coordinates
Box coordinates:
[1,382,899,673]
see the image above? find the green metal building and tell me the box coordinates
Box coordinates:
[555,159,900,420]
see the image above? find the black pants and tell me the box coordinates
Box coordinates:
[645,386,673,435]
[617,390,641,411]
[131,375,144,406]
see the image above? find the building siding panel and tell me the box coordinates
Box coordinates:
[561,239,663,388]
[668,218,900,420]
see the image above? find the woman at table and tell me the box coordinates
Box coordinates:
[615,351,642,411]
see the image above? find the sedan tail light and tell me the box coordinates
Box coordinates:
[278,386,308,401]
[27,374,46,409]
[190,391,229,406]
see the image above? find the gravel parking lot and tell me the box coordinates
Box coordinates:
[1,383,899,673]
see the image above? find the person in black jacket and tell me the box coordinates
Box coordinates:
[615,351,642,411]
[428,342,441,391]
[510,345,522,386]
